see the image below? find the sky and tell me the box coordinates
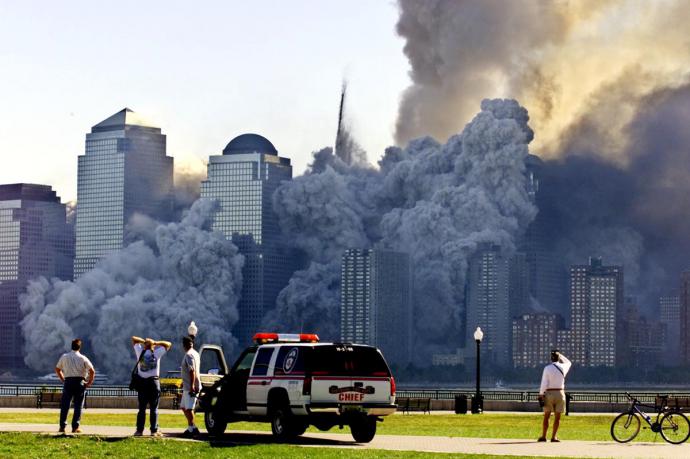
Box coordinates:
[0,1,409,202]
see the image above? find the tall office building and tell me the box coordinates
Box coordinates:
[0,184,74,369]
[520,155,567,313]
[659,293,680,362]
[512,313,563,368]
[619,303,665,368]
[680,272,690,364]
[465,246,511,366]
[201,133,296,345]
[340,249,412,367]
[74,108,173,277]
[568,257,623,367]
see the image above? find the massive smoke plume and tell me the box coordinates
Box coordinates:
[20,199,243,380]
[264,99,537,355]
[395,0,690,308]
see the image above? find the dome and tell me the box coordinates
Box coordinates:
[222,133,278,155]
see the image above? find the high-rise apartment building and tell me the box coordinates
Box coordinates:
[512,313,563,368]
[74,108,173,277]
[201,133,296,346]
[619,303,665,368]
[0,184,74,368]
[340,249,412,367]
[465,246,511,366]
[659,293,680,362]
[568,257,623,367]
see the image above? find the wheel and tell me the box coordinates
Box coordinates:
[350,416,377,443]
[610,412,641,443]
[660,411,690,444]
[271,408,299,441]
[204,400,227,437]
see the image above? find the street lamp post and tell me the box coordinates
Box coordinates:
[472,326,484,414]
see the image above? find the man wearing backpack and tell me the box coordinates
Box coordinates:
[538,350,571,442]
[131,336,172,437]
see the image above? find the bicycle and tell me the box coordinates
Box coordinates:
[610,393,690,444]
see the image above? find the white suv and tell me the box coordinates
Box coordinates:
[196,333,397,443]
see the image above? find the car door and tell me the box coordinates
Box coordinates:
[227,347,257,413]
[246,346,276,415]
[198,345,229,388]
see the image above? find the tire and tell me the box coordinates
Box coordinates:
[610,412,641,443]
[204,401,227,437]
[350,416,377,443]
[660,411,690,444]
[271,408,298,441]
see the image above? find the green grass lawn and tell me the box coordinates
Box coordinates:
[0,411,670,442]
[0,432,581,459]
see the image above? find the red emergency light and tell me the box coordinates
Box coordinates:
[253,332,320,344]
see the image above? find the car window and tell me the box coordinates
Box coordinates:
[251,347,275,376]
[306,345,390,376]
[200,348,226,375]
[233,348,257,373]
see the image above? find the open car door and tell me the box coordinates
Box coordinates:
[198,345,229,388]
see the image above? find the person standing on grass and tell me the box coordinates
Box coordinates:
[55,338,95,434]
[132,335,172,437]
[180,335,201,438]
[538,350,571,442]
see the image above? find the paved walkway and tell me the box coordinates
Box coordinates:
[1,422,689,458]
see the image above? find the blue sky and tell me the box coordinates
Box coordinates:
[0,1,409,201]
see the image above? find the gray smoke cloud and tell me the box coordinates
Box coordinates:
[265,99,537,355]
[20,199,244,380]
[394,0,690,310]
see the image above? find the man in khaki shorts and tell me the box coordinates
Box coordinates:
[538,350,571,442]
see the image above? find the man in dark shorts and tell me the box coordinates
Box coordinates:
[538,350,571,442]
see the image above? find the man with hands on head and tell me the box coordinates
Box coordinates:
[538,350,571,443]
[131,335,171,437]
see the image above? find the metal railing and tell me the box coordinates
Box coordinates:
[0,384,182,397]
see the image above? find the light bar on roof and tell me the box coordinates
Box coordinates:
[253,332,320,344]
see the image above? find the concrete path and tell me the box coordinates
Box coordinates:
[1,422,689,458]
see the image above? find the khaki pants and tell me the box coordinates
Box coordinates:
[544,390,565,413]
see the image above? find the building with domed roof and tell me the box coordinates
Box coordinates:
[201,133,297,345]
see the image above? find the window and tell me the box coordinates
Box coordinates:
[251,347,275,376]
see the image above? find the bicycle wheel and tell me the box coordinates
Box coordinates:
[611,412,641,443]
[660,411,690,444]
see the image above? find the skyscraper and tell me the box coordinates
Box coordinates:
[340,249,412,367]
[465,246,511,366]
[568,257,623,367]
[512,313,563,368]
[680,272,690,364]
[201,133,296,345]
[659,293,680,363]
[74,108,173,277]
[0,184,74,369]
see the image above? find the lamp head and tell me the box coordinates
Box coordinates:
[188,321,198,337]
[473,326,484,342]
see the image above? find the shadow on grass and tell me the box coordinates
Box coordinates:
[48,434,129,443]
[172,432,354,448]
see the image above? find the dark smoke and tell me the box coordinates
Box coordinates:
[20,199,244,380]
[334,81,367,166]
[265,99,537,356]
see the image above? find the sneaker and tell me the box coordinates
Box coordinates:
[151,431,163,437]
[58,426,66,433]
[181,429,193,438]
[133,431,144,437]
[72,428,82,434]
[537,437,547,442]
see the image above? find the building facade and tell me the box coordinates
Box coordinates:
[465,246,511,366]
[512,313,563,368]
[619,303,665,368]
[0,184,74,369]
[680,272,690,364]
[340,249,412,367]
[659,293,680,363]
[201,133,296,346]
[74,108,172,277]
[568,257,623,367]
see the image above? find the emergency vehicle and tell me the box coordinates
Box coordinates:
[195,332,397,442]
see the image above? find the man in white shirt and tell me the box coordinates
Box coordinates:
[180,335,201,437]
[55,339,95,433]
[131,335,171,436]
[538,350,571,442]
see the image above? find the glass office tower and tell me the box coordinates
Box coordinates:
[74,108,173,277]
[201,133,296,346]
[0,184,74,369]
